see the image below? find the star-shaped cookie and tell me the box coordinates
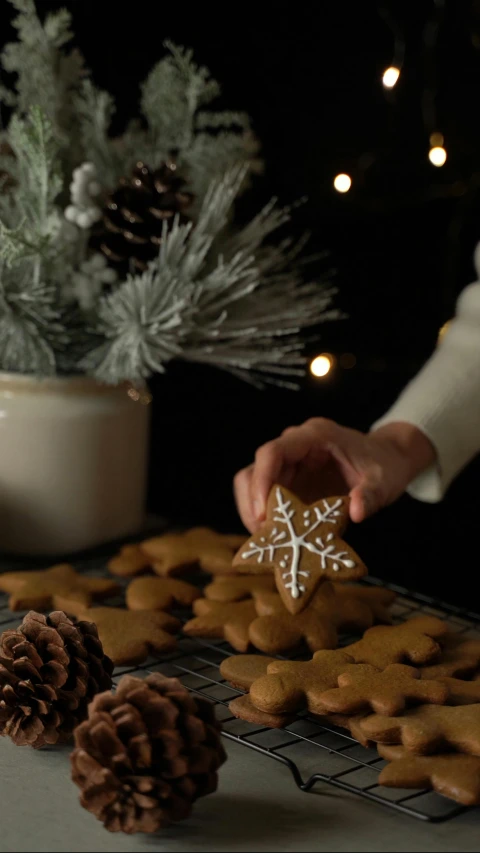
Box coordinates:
[53,595,180,666]
[0,564,119,612]
[233,486,367,614]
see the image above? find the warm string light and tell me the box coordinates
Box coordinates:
[428,132,447,167]
[310,354,333,377]
[382,66,400,89]
[333,173,352,193]
[379,4,405,90]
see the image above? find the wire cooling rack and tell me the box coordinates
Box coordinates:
[1,556,480,824]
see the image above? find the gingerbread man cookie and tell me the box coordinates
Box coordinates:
[126,577,201,611]
[228,694,296,729]
[249,650,356,715]
[318,664,448,716]
[441,677,480,705]
[107,545,151,577]
[0,564,119,612]
[249,587,339,655]
[219,654,276,690]
[359,704,480,756]
[345,616,448,669]
[141,527,243,576]
[420,633,480,679]
[182,599,257,653]
[204,575,276,603]
[53,595,180,666]
[332,584,396,624]
[233,487,367,614]
[377,745,480,806]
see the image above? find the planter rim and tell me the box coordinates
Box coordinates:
[0,371,132,396]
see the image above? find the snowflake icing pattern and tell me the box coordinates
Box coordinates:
[240,487,356,600]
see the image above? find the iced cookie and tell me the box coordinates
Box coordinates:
[233,487,367,615]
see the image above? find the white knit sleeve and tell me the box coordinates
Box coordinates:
[371,271,480,503]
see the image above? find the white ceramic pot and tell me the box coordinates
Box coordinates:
[0,373,150,556]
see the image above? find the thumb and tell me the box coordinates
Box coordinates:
[349,480,382,523]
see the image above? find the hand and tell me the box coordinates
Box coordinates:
[234,418,436,532]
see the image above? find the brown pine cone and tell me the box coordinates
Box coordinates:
[94,160,194,277]
[0,610,113,748]
[71,672,227,834]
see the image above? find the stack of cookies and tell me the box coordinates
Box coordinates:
[220,618,480,807]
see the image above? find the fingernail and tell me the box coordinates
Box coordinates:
[253,499,264,519]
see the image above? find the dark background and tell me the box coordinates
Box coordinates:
[3,0,480,605]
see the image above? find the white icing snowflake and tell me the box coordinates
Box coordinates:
[241,487,356,600]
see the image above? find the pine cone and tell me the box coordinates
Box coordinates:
[71,673,227,834]
[94,160,194,277]
[0,611,113,748]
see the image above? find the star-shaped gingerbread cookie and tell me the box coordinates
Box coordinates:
[0,564,119,612]
[233,486,367,614]
[53,595,180,666]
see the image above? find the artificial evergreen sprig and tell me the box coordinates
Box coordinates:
[83,167,339,388]
[0,0,339,387]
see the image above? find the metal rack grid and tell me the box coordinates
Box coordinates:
[1,560,479,824]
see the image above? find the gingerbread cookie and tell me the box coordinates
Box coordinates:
[53,595,180,666]
[345,616,448,669]
[250,592,337,656]
[204,575,276,602]
[107,545,151,577]
[249,650,355,715]
[441,677,480,705]
[420,633,480,679]
[228,693,351,731]
[228,694,296,729]
[126,577,201,611]
[0,564,119,612]
[333,584,396,624]
[318,664,449,716]
[377,745,480,806]
[183,599,257,653]
[233,487,367,615]
[141,527,242,576]
[358,704,480,756]
[219,654,276,690]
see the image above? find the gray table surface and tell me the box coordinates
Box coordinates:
[1,734,479,853]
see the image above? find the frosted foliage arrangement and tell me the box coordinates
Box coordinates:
[0,0,339,387]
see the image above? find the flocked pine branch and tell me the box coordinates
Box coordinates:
[0,260,64,374]
[74,40,261,196]
[83,167,339,388]
[0,0,86,173]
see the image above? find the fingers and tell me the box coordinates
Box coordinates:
[233,465,256,532]
[349,467,383,522]
[250,425,322,521]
